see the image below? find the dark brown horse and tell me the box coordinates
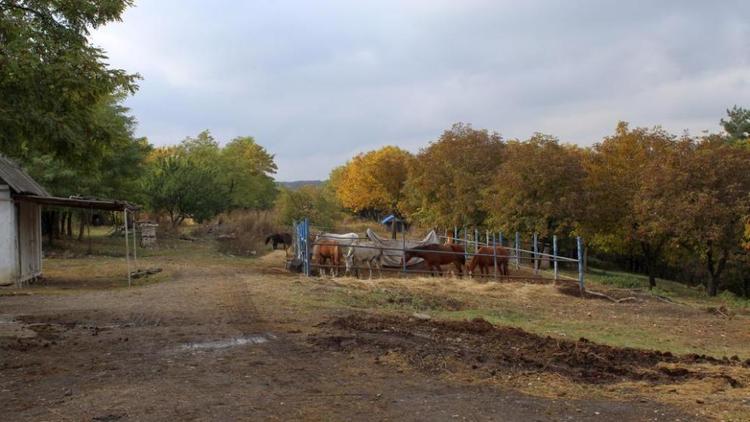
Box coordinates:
[265,233,292,250]
[403,243,465,277]
[313,239,343,276]
[468,246,509,277]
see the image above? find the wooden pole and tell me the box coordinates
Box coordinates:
[124,209,131,287]
[132,212,138,269]
[514,232,520,270]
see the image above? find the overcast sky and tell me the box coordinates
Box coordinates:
[91,0,750,181]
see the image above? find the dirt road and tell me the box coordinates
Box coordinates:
[0,254,703,421]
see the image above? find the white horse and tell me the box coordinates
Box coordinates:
[344,240,384,279]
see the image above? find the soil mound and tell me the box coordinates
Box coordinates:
[312,314,747,385]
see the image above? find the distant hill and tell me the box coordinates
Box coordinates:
[277,180,323,190]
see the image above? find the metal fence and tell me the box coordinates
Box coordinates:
[291,219,585,291]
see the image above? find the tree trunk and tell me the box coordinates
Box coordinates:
[66,212,72,237]
[704,245,727,297]
[77,211,86,241]
[640,242,656,290]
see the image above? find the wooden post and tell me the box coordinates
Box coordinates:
[124,209,131,287]
[474,228,478,253]
[553,235,558,281]
[132,211,138,269]
[303,218,310,276]
[577,236,585,294]
[514,232,520,270]
[499,232,503,247]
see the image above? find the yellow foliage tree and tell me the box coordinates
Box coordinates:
[332,146,412,218]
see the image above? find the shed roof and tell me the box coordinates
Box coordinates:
[14,194,139,211]
[0,154,50,196]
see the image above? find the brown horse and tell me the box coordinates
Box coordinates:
[313,239,343,276]
[468,246,509,277]
[403,243,465,277]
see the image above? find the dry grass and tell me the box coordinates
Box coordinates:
[196,210,280,256]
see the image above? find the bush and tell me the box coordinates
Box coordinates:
[209,211,279,256]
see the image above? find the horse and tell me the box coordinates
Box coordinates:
[344,240,384,279]
[265,233,292,251]
[312,239,343,277]
[403,243,465,277]
[467,246,509,277]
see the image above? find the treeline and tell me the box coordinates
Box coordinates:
[1,2,280,234]
[323,112,750,297]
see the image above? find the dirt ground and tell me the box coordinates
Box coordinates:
[2,247,749,421]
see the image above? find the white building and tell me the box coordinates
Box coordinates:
[1,154,138,286]
[0,155,47,286]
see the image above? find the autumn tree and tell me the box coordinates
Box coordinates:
[484,134,585,240]
[402,123,504,228]
[641,136,750,296]
[583,122,676,289]
[332,146,412,220]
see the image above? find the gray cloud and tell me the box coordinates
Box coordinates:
[92,0,750,180]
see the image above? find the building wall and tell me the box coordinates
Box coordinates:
[0,185,19,284]
[17,201,42,281]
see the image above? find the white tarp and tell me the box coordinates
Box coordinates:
[365,228,440,267]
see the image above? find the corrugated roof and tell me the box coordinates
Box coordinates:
[0,154,50,197]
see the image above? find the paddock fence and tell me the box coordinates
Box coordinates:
[290,219,585,291]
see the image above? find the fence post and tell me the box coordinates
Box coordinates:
[124,209,131,287]
[577,236,585,293]
[304,218,310,277]
[464,228,468,263]
[493,234,498,279]
[402,228,406,275]
[474,228,479,253]
[514,232,520,270]
[533,233,539,275]
[499,232,503,247]
[553,234,559,281]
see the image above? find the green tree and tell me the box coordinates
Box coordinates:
[142,151,228,227]
[721,106,750,145]
[274,184,339,228]
[402,123,504,227]
[221,136,278,210]
[0,0,139,164]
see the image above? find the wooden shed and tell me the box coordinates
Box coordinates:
[1,154,139,286]
[0,155,48,285]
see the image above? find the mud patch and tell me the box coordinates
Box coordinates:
[311,314,747,385]
[180,334,276,352]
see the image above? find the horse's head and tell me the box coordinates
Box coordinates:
[466,255,478,276]
[265,235,273,245]
[402,249,415,266]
